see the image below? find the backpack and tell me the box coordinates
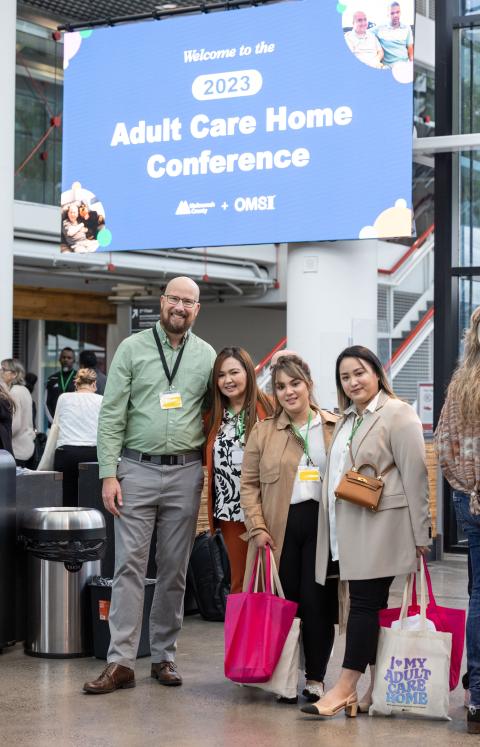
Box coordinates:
[187,530,231,622]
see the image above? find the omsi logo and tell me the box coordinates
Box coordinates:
[234,195,276,212]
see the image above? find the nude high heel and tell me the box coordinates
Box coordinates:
[301,693,358,719]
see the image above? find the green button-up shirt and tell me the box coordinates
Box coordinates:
[97,322,216,478]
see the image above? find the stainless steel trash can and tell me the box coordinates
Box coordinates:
[22,507,106,658]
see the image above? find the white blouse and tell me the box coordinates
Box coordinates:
[327,392,382,560]
[290,413,327,505]
[56,392,103,447]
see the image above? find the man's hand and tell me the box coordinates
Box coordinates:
[102,477,123,517]
[253,530,276,550]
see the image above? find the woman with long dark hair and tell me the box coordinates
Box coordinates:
[0,374,14,457]
[436,308,480,734]
[205,346,273,594]
[241,355,339,703]
[302,345,430,719]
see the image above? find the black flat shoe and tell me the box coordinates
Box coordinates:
[276,695,298,704]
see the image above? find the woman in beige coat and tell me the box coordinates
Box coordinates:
[240,355,339,703]
[302,345,430,719]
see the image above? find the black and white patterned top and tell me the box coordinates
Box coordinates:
[213,409,245,522]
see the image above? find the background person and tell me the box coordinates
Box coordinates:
[53,368,102,506]
[205,346,273,594]
[45,346,77,424]
[303,346,429,719]
[0,378,14,457]
[435,307,480,734]
[78,202,105,240]
[79,350,107,395]
[373,2,413,67]
[344,10,384,69]
[83,276,216,695]
[62,203,99,253]
[241,355,339,704]
[0,358,36,468]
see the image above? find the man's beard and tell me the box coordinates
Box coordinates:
[160,308,191,335]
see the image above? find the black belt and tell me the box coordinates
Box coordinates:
[122,447,201,466]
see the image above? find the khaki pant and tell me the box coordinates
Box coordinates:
[107,456,204,669]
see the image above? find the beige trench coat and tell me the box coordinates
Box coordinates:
[315,391,431,584]
[240,409,338,590]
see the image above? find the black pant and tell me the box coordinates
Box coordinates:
[343,576,394,673]
[278,500,338,682]
[54,445,97,506]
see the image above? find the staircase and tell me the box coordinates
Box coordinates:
[378,225,434,405]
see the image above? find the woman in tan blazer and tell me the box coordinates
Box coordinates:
[302,345,430,719]
[241,355,339,704]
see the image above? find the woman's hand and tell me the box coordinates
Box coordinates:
[253,530,276,550]
[416,545,429,569]
[416,546,429,557]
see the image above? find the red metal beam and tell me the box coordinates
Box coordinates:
[255,337,287,372]
[386,306,434,371]
[378,224,434,276]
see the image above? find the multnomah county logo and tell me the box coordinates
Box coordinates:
[175,200,215,216]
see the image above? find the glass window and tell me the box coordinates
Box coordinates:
[459,150,480,265]
[463,1,480,13]
[15,19,63,206]
[414,66,435,133]
[459,27,480,134]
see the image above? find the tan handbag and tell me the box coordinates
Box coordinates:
[334,442,395,512]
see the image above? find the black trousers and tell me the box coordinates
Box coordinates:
[278,500,338,682]
[54,445,97,506]
[343,576,394,673]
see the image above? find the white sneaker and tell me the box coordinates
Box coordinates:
[302,682,325,702]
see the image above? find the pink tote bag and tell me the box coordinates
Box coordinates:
[224,546,298,684]
[379,557,466,690]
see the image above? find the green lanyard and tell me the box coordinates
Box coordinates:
[290,411,313,465]
[228,408,245,442]
[60,369,75,393]
[348,414,364,445]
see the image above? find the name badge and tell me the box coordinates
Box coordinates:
[160,391,183,410]
[298,466,320,482]
[232,448,244,466]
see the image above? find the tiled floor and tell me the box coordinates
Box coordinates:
[0,559,472,746]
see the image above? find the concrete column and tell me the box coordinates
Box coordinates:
[287,241,378,410]
[0,1,16,360]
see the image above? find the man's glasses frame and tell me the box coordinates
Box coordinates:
[163,294,198,309]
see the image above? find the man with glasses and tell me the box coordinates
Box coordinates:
[84,276,215,694]
[344,11,384,69]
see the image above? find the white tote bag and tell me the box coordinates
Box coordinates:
[370,562,452,720]
[36,422,59,471]
[244,553,300,700]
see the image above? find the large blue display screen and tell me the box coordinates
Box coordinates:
[61,0,414,253]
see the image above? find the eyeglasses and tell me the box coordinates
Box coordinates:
[0,367,13,373]
[164,294,198,309]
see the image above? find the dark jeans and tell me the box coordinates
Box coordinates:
[453,490,480,707]
[343,576,394,673]
[278,500,338,682]
[54,445,97,506]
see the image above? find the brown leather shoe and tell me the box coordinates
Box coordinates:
[151,661,182,686]
[83,663,135,694]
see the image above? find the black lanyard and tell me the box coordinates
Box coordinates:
[152,326,187,388]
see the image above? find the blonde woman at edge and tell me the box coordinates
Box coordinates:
[302,345,430,719]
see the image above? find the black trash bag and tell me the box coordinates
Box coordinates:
[21,536,107,565]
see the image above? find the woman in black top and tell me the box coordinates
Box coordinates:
[0,384,14,456]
